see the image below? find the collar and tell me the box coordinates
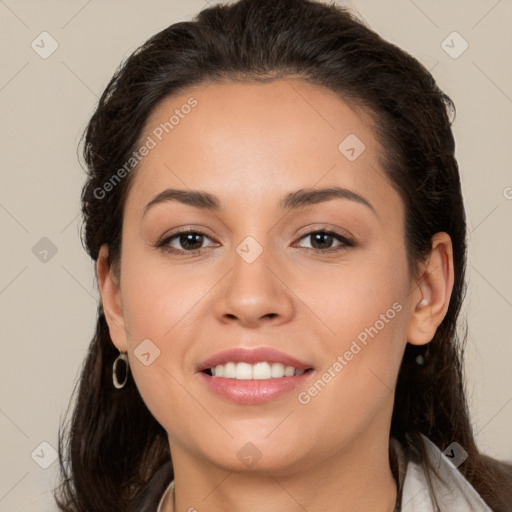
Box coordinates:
[397,434,492,511]
[157,479,174,512]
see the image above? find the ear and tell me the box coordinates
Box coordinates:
[97,244,128,352]
[407,232,455,346]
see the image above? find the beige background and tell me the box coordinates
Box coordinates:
[1,0,511,510]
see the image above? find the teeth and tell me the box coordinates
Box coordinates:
[210,361,306,379]
[253,362,271,380]
[284,365,295,377]
[270,362,285,378]
[224,362,236,378]
[236,362,252,380]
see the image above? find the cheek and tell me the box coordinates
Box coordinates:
[297,248,409,422]
[117,240,232,430]
[115,243,185,413]
[313,245,409,349]
[119,236,214,343]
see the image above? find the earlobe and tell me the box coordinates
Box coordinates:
[407,232,455,346]
[96,244,128,352]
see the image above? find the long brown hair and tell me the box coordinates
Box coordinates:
[54,0,512,510]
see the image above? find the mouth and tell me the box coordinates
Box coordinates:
[197,347,315,404]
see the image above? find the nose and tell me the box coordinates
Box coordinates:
[213,240,295,329]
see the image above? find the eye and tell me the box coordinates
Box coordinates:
[294,230,354,253]
[157,229,218,254]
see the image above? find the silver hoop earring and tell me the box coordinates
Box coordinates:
[113,351,129,389]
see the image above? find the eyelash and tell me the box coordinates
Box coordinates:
[156,228,355,255]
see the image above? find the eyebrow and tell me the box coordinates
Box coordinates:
[143,186,376,216]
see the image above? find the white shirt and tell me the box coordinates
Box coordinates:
[156,435,491,511]
[399,435,491,511]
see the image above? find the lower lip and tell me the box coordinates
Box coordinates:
[199,371,313,404]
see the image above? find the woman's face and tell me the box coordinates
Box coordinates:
[102,78,428,474]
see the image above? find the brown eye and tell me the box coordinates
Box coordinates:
[157,230,217,253]
[296,230,354,252]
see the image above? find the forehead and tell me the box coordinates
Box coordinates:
[125,78,398,217]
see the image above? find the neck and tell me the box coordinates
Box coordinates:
[166,429,397,512]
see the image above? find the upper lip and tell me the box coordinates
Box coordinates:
[197,347,313,372]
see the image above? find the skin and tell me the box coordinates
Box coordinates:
[97,78,454,512]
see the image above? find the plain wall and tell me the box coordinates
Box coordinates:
[0,1,511,510]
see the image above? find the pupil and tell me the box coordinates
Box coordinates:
[181,233,203,250]
[312,232,332,249]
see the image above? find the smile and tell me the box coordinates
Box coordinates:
[206,361,307,379]
[197,347,315,404]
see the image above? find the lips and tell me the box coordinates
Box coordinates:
[197,347,315,404]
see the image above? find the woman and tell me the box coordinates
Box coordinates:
[54,0,512,510]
